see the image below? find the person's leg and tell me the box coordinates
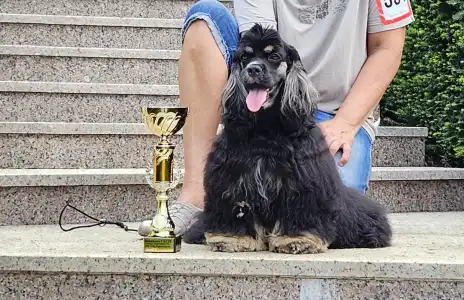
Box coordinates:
[314,110,373,194]
[139,0,240,236]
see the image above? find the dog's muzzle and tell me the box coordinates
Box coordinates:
[243,62,267,85]
[242,63,271,113]
[246,64,263,77]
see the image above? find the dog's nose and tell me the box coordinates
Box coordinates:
[247,64,263,76]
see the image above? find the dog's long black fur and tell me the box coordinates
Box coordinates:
[183,24,392,253]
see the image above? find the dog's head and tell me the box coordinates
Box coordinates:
[222,24,318,120]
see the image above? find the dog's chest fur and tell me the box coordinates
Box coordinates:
[211,116,311,226]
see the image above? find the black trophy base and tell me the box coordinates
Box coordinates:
[143,235,182,253]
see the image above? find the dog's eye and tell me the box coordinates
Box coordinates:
[240,53,248,61]
[268,53,281,61]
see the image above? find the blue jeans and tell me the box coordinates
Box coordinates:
[181,0,373,194]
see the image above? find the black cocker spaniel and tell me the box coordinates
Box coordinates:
[183,24,392,254]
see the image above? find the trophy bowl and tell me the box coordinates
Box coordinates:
[140,106,189,253]
[141,107,189,137]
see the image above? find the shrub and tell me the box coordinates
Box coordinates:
[380,0,463,167]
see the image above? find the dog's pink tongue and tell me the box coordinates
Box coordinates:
[246,89,268,112]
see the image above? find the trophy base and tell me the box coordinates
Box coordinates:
[143,235,182,253]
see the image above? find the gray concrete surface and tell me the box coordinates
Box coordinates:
[0,55,179,85]
[0,122,426,169]
[0,168,462,225]
[0,1,233,19]
[1,274,462,300]
[0,212,463,280]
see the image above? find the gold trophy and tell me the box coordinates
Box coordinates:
[140,106,189,253]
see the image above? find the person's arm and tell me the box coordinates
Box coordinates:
[336,27,406,129]
[320,0,415,166]
[336,0,416,131]
[233,0,277,33]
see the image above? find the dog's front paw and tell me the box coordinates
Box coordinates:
[205,233,267,252]
[268,234,328,254]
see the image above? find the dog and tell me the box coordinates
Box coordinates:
[183,24,392,254]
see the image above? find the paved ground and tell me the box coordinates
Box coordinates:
[1,212,463,280]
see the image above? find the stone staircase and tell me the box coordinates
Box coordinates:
[0,1,463,299]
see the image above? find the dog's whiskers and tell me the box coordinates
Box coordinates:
[262,81,284,110]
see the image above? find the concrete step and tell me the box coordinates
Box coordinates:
[1,14,184,49]
[0,81,178,95]
[0,82,178,124]
[0,80,427,168]
[0,1,233,19]
[0,122,427,169]
[0,46,179,85]
[0,85,397,156]
[1,167,462,225]
[0,45,181,59]
[0,212,462,299]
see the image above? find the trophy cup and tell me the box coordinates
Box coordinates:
[140,106,189,253]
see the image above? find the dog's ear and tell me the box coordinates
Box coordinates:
[285,44,302,68]
[221,54,247,117]
[281,43,318,118]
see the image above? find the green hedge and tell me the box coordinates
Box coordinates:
[380,0,463,167]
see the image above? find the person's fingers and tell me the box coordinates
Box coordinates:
[328,139,343,156]
[338,142,352,166]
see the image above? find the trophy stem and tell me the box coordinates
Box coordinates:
[144,135,181,253]
[152,137,174,183]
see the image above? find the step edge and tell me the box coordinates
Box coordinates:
[1,167,463,187]
[0,13,183,28]
[0,121,155,135]
[0,83,434,139]
[0,255,462,281]
[0,45,181,59]
[370,167,464,181]
[0,81,179,95]
[0,122,428,137]
[374,126,428,137]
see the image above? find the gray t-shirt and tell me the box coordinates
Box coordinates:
[234,0,415,141]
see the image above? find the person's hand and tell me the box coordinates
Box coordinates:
[317,116,359,167]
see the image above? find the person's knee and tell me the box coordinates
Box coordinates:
[182,20,213,56]
[182,0,238,65]
[182,0,230,41]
